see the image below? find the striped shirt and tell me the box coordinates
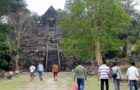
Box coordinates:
[98,65,109,79]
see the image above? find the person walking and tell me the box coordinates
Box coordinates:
[52,63,59,81]
[98,60,110,90]
[112,62,121,90]
[126,61,139,90]
[37,62,44,81]
[74,61,87,90]
[29,64,36,81]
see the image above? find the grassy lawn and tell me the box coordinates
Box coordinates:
[0,75,30,90]
[60,72,129,90]
[0,72,129,90]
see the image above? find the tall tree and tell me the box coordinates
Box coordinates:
[8,0,33,70]
[0,0,18,71]
[120,0,139,57]
[60,0,130,65]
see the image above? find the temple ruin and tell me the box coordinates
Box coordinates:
[22,6,66,71]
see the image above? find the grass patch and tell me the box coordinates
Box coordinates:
[0,72,130,90]
[63,72,129,90]
[0,75,30,90]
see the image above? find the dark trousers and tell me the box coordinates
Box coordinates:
[77,78,84,90]
[129,80,138,90]
[100,79,109,90]
[113,79,120,90]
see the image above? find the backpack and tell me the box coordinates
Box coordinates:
[112,68,118,79]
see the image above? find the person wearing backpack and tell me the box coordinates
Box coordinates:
[111,62,121,90]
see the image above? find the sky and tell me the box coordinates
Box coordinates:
[26,0,66,15]
[26,0,140,15]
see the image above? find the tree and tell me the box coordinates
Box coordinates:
[8,0,33,70]
[0,24,11,71]
[0,0,14,16]
[60,0,130,65]
[0,0,19,71]
[119,0,140,57]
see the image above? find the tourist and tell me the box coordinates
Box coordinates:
[29,64,36,81]
[126,61,139,90]
[52,63,59,81]
[111,62,121,90]
[74,61,87,90]
[98,60,110,90]
[37,62,44,81]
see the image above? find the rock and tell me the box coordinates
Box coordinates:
[7,71,14,79]
[0,69,5,78]
[15,70,20,75]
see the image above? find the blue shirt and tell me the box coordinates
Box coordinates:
[37,64,44,72]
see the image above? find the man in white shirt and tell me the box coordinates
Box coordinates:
[98,60,110,90]
[126,61,139,90]
[29,64,36,81]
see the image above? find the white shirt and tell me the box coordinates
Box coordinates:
[126,66,139,80]
[29,65,36,72]
[98,65,110,79]
[112,66,121,79]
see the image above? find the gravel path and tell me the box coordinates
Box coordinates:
[22,72,69,90]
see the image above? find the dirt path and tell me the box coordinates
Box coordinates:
[22,72,70,90]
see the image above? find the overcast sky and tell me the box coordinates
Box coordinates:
[26,0,66,15]
[26,0,140,15]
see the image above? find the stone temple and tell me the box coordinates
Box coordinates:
[22,6,66,71]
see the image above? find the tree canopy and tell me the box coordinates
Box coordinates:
[60,0,130,63]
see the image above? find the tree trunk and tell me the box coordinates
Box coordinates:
[93,13,102,66]
[15,54,19,70]
[123,42,131,57]
[95,37,102,66]
[15,37,21,70]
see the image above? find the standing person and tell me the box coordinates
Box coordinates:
[112,62,121,90]
[74,61,87,90]
[126,61,139,90]
[98,60,110,90]
[37,62,44,81]
[52,63,59,81]
[29,64,36,81]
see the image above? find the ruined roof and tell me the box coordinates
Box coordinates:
[44,5,57,15]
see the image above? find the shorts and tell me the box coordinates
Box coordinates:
[53,72,58,77]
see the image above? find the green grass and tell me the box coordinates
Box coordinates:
[0,75,30,90]
[62,72,129,90]
[0,72,129,90]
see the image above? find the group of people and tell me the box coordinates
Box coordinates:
[74,60,139,90]
[29,60,139,90]
[29,62,59,81]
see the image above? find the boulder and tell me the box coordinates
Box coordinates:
[0,69,5,78]
[7,71,14,79]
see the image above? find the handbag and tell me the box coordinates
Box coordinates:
[112,68,118,79]
[72,81,78,90]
